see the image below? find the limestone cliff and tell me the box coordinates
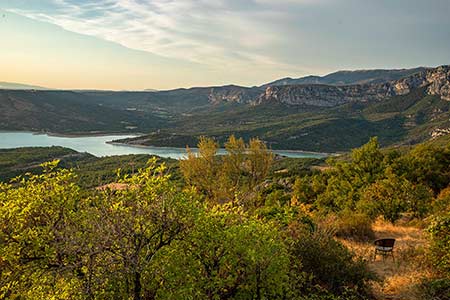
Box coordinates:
[208,65,450,107]
[258,65,450,106]
[208,85,263,104]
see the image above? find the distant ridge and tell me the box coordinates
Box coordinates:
[0,81,50,90]
[261,67,428,87]
[1,67,428,92]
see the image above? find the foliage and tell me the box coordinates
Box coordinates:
[180,135,274,208]
[84,158,200,299]
[434,186,450,214]
[427,212,450,276]
[0,160,83,299]
[0,146,84,181]
[418,278,450,300]
[294,137,441,222]
[332,211,375,241]
[0,147,179,188]
[316,137,386,211]
[360,172,433,222]
[392,143,450,194]
[160,207,290,299]
[3,133,450,299]
[288,227,375,298]
[0,159,201,300]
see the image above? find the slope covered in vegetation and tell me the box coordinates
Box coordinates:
[0,137,449,300]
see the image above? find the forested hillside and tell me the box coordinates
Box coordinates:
[1,137,449,300]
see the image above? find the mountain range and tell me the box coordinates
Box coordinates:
[261,67,427,87]
[1,65,449,152]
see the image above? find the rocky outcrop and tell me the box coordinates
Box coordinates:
[208,85,263,104]
[257,84,394,106]
[257,65,450,106]
[423,66,450,101]
[207,65,450,107]
[431,127,450,139]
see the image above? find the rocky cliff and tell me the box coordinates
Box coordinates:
[209,65,450,107]
[258,65,450,106]
[208,85,263,104]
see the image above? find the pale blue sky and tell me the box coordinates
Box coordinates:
[1,0,449,90]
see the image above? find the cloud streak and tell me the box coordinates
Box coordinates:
[7,0,307,72]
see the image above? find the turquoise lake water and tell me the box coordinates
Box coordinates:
[0,132,327,159]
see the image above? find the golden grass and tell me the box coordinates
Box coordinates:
[338,218,432,300]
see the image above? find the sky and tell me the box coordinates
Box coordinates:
[0,0,449,90]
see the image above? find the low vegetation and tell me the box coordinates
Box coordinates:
[0,135,449,299]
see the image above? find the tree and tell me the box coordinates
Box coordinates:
[360,170,432,222]
[90,158,201,300]
[0,161,83,299]
[0,159,202,300]
[159,206,290,300]
[180,136,220,201]
[317,138,387,212]
[392,144,450,194]
[181,136,274,208]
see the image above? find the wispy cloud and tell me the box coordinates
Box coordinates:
[3,0,450,85]
[6,0,309,72]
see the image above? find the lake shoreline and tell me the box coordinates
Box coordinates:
[0,129,142,139]
[0,131,333,158]
[106,141,332,158]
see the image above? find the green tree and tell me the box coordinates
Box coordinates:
[180,136,220,201]
[160,206,290,300]
[0,161,83,299]
[392,144,450,194]
[360,170,432,222]
[90,158,201,300]
[317,137,386,211]
[181,136,273,208]
[288,227,375,298]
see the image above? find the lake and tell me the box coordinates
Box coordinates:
[0,132,328,159]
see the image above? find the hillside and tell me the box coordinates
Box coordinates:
[0,90,166,133]
[119,66,450,151]
[2,138,449,300]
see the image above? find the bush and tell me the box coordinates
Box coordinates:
[288,227,376,298]
[333,211,375,241]
[419,278,450,300]
[434,186,450,214]
[428,212,450,276]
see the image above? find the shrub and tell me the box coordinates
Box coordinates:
[288,227,376,298]
[428,212,450,276]
[433,186,450,214]
[419,278,450,300]
[334,211,375,241]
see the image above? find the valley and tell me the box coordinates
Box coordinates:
[1,66,449,152]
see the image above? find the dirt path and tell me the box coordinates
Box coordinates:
[340,219,431,300]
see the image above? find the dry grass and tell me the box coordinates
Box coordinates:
[338,218,432,300]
